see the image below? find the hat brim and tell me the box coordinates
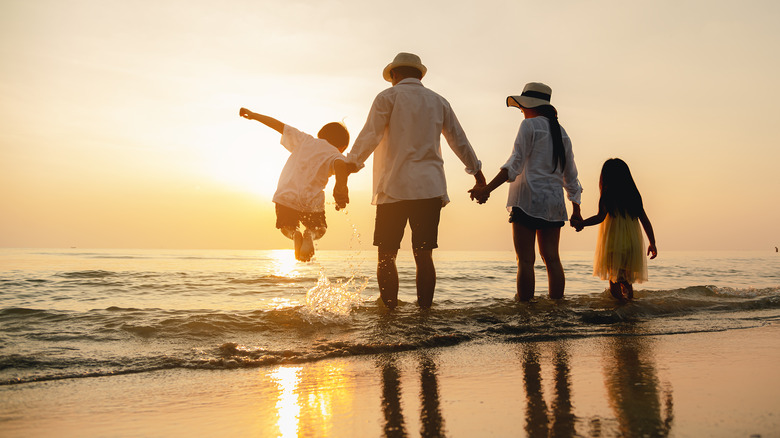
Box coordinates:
[507,96,549,109]
[382,62,427,82]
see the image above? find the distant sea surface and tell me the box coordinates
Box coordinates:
[1,248,778,385]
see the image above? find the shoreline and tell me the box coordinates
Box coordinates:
[3,323,779,437]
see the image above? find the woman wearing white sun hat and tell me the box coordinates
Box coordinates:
[470,82,582,301]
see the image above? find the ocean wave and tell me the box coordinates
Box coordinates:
[2,286,778,337]
[58,270,118,279]
[2,285,778,386]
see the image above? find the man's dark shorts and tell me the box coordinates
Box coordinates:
[509,207,564,229]
[275,203,327,231]
[374,198,442,251]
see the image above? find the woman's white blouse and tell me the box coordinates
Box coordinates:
[501,117,582,221]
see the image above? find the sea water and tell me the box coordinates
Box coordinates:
[1,247,779,385]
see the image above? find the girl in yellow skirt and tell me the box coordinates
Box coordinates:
[571,158,657,300]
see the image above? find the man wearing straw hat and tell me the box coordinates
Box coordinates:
[334,52,486,310]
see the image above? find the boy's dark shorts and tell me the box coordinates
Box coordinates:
[275,203,327,231]
[509,207,564,229]
[374,198,442,251]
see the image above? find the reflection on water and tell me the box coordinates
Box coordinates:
[269,249,302,278]
[418,355,446,437]
[263,332,673,437]
[270,366,302,438]
[377,352,447,438]
[603,331,674,437]
[269,361,354,437]
[379,357,406,437]
[520,343,575,437]
[516,330,674,437]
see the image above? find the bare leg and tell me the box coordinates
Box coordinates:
[537,227,565,300]
[307,226,326,241]
[378,249,399,310]
[413,249,436,308]
[280,226,297,240]
[299,229,315,262]
[512,222,536,301]
[280,227,304,261]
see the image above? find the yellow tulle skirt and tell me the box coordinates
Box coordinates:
[593,213,648,284]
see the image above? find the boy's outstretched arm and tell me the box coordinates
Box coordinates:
[239,108,284,134]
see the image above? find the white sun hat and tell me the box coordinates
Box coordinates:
[382,52,427,82]
[507,82,552,109]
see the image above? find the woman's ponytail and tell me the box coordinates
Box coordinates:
[537,105,566,173]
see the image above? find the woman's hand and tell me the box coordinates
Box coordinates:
[469,185,489,204]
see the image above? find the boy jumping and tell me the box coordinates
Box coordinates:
[240,107,350,261]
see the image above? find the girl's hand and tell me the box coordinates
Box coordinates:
[647,244,658,259]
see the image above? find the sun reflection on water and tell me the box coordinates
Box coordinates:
[269,361,353,437]
[269,249,301,278]
[271,366,302,438]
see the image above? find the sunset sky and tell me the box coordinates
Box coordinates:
[2,0,779,252]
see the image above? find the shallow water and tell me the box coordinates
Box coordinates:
[1,248,779,385]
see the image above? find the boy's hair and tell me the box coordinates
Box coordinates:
[317,122,349,152]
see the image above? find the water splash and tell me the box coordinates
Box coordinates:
[299,204,370,322]
[300,270,367,322]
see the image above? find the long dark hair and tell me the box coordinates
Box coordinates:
[534,105,566,172]
[599,158,643,218]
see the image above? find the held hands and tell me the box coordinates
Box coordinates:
[570,217,584,232]
[333,183,349,211]
[469,184,489,204]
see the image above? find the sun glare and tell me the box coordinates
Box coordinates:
[269,250,300,278]
[194,120,286,199]
[269,362,352,436]
[271,366,302,438]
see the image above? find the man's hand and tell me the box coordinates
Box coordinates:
[333,160,355,211]
[333,183,349,210]
[468,185,489,204]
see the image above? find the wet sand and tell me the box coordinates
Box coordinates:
[3,323,779,437]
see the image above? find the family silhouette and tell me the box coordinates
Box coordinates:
[241,52,658,308]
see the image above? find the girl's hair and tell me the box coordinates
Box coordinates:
[534,105,566,172]
[599,158,644,218]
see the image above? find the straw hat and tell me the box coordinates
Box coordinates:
[382,52,427,82]
[507,82,552,109]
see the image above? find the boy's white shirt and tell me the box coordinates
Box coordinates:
[273,125,345,213]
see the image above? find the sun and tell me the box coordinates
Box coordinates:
[194,120,288,199]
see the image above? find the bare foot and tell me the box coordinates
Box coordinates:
[299,230,315,262]
[293,230,304,261]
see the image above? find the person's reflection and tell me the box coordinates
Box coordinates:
[549,345,575,437]
[521,344,549,435]
[418,352,446,437]
[377,351,447,438]
[520,342,575,437]
[603,334,674,437]
[378,355,407,438]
